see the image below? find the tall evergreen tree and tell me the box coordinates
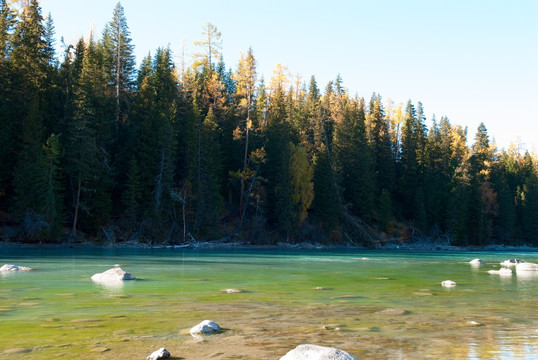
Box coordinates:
[333,98,374,220]
[233,48,257,219]
[367,93,394,204]
[102,2,136,124]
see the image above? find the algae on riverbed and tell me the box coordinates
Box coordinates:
[1,249,536,359]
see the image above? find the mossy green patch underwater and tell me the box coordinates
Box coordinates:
[0,249,537,359]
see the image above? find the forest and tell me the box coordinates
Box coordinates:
[0,1,537,247]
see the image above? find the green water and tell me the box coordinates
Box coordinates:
[0,248,536,359]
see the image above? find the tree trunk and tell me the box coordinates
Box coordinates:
[72,175,82,239]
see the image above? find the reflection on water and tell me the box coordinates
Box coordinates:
[0,248,536,359]
[516,270,538,281]
[91,278,125,294]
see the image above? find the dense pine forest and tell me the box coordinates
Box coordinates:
[1,1,537,247]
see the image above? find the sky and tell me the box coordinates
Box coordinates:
[39,0,538,152]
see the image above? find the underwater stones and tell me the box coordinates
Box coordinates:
[501,259,525,266]
[3,348,33,354]
[189,320,221,335]
[280,344,356,360]
[91,267,136,283]
[487,268,513,276]
[147,347,171,360]
[515,262,538,272]
[441,280,457,287]
[469,259,483,265]
[466,320,482,326]
[375,308,408,316]
[220,288,242,293]
[0,264,32,271]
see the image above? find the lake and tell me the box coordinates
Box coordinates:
[0,248,537,359]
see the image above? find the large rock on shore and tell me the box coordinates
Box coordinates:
[91,267,136,283]
[0,264,32,272]
[280,344,356,360]
[189,320,221,335]
[147,347,170,360]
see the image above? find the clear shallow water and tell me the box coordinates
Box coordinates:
[0,248,537,359]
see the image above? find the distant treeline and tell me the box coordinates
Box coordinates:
[1,1,537,246]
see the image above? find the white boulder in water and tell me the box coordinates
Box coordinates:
[0,264,32,271]
[516,262,538,272]
[280,344,356,360]
[441,280,457,287]
[91,267,136,283]
[147,347,170,360]
[469,259,483,265]
[189,320,221,335]
[501,259,525,266]
[488,268,513,276]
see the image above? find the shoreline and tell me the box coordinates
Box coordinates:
[1,239,538,253]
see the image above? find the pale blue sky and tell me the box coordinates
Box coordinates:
[40,0,538,151]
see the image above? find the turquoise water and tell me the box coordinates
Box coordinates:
[0,248,537,359]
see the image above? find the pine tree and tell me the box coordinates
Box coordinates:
[41,133,64,240]
[102,2,136,124]
[0,0,16,199]
[233,48,257,219]
[289,143,314,226]
[66,34,112,237]
[195,107,223,234]
[193,22,222,72]
[367,93,394,204]
[333,98,374,220]
[9,0,54,235]
[264,83,293,236]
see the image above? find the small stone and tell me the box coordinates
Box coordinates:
[3,348,33,354]
[280,344,356,360]
[315,286,328,290]
[441,280,457,287]
[71,318,101,323]
[469,259,483,265]
[91,347,110,353]
[0,264,32,271]
[466,321,482,326]
[220,288,242,293]
[113,329,133,335]
[189,320,221,335]
[376,308,407,316]
[147,347,170,360]
[413,292,433,296]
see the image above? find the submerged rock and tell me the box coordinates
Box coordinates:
[375,308,408,316]
[501,259,525,266]
[488,268,513,276]
[441,280,457,287]
[280,344,356,360]
[91,267,136,283]
[220,288,242,293]
[147,347,170,360]
[515,262,538,272]
[469,259,483,265]
[189,320,221,335]
[0,264,32,272]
